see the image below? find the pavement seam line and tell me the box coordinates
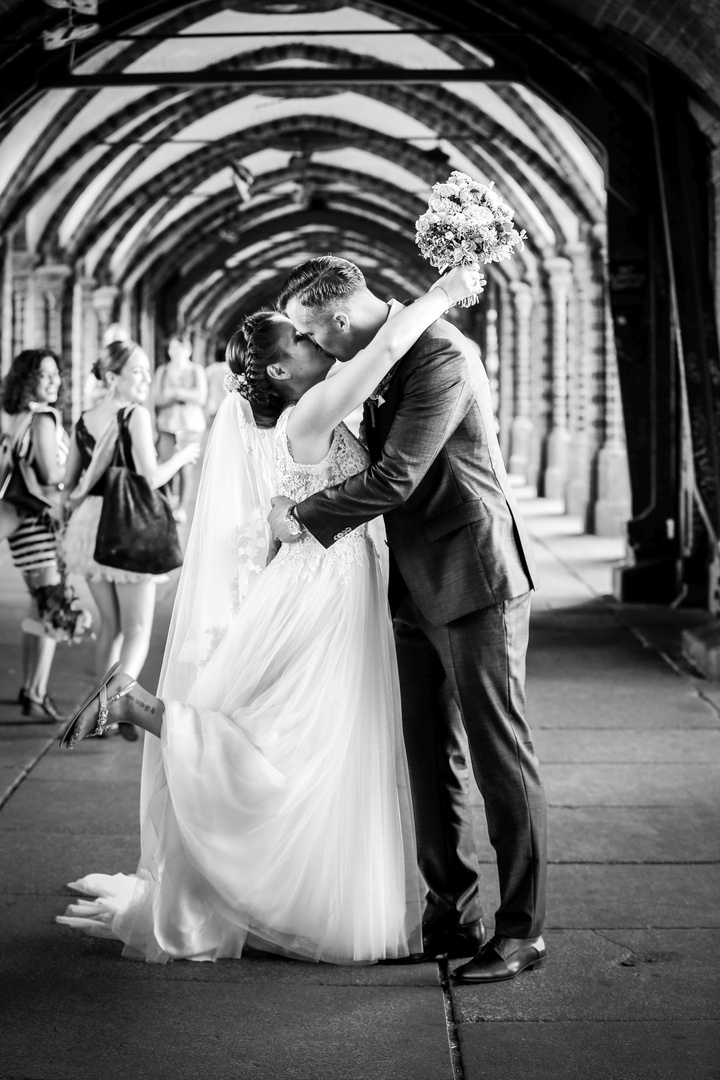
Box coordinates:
[0,736,57,812]
[438,958,465,1080]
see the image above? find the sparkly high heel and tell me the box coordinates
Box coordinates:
[59,662,137,750]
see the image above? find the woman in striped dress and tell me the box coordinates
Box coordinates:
[0,350,68,720]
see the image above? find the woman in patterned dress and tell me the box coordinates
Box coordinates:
[1,350,68,721]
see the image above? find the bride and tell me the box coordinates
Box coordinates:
[56,264,484,965]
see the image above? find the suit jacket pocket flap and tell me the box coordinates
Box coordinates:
[425,499,487,542]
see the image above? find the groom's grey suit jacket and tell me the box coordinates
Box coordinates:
[296,313,538,626]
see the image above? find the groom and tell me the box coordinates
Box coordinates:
[269,257,547,982]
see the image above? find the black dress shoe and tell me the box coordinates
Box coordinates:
[117,721,139,741]
[425,921,488,960]
[453,934,546,983]
[381,921,486,964]
[22,693,64,722]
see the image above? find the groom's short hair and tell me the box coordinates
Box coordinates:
[277,257,365,316]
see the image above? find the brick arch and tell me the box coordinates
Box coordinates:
[0,0,485,222]
[148,200,436,307]
[65,110,530,260]
[107,162,429,286]
[30,63,594,261]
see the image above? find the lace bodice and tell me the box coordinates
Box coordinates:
[272,407,373,581]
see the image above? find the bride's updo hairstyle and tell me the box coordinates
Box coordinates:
[225,311,290,428]
[92,339,142,384]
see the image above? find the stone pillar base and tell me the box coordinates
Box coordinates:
[508,416,533,481]
[594,498,631,537]
[681,622,720,680]
[543,427,572,500]
[612,557,682,604]
[593,441,631,537]
[565,433,591,523]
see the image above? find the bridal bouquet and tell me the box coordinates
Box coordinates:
[415,171,526,305]
[24,574,94,644]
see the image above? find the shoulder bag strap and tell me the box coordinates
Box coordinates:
[113,405,137,470]
[12,411,38,459]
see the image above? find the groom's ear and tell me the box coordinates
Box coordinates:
[333,312,350,333]
[266,363,291,381]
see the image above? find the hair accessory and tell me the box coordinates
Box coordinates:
[224,370,250,396]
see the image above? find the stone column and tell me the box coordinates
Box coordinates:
[1,241,15,377]
[508,280,534,480]
[594,295,632,536]
[564,241,593,523]
[484,304,500,419]
[590,224,632,537]
[496,280,514,460]
[71,277,97,421]
[91,285,120,350]
[138,279,156,370]
[8,251,35,354]
[543,256,574,499]
[34,264,72,356]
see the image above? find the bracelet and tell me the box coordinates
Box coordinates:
[429,284,451,309]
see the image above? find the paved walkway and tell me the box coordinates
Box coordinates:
[1,492,719,1080]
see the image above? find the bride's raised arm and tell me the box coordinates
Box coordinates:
[290,264,483,441]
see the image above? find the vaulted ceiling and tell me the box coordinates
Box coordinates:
[0,0,715,338]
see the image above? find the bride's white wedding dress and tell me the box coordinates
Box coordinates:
[57,402,423,964]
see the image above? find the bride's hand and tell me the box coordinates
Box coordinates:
[432,265,486,307]
[266,537,282,565]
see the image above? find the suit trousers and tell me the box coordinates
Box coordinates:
[394,590,546,940]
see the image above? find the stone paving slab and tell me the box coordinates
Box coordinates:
[534,727,720,763]
[0,733,58,770]
[421,863,720,932]
[470,803,720,863]
[0,832,140,895]
[543,864,720,929]
[531,680,718,729]
[450,929,720,1022]
[0,777,141,838]
[0,978,452,1080]
[542,762,720,806]
[32,737,144,781]
[457,1021,719,1080]
[544,805,720,863]
[0,894,442,988]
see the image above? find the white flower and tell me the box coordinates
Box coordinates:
[416,172,527,271]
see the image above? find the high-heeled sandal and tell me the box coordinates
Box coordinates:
[59,662,137,750]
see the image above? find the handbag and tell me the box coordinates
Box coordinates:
[93,406,183,575]
[0,411,54,519]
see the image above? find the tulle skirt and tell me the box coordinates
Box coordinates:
[57,532,423,964]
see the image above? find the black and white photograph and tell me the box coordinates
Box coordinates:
[0,1,718,1077]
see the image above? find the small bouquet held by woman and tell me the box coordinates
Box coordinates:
[415,170,527,305]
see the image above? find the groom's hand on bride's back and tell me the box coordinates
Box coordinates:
[269,496,303,545]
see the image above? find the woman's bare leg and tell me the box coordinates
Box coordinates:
[115,580,156,680]
[22,572,60,701]
[27,634,56,700]
[87,578,122,679]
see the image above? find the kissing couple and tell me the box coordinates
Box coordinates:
[58,256,547,984]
